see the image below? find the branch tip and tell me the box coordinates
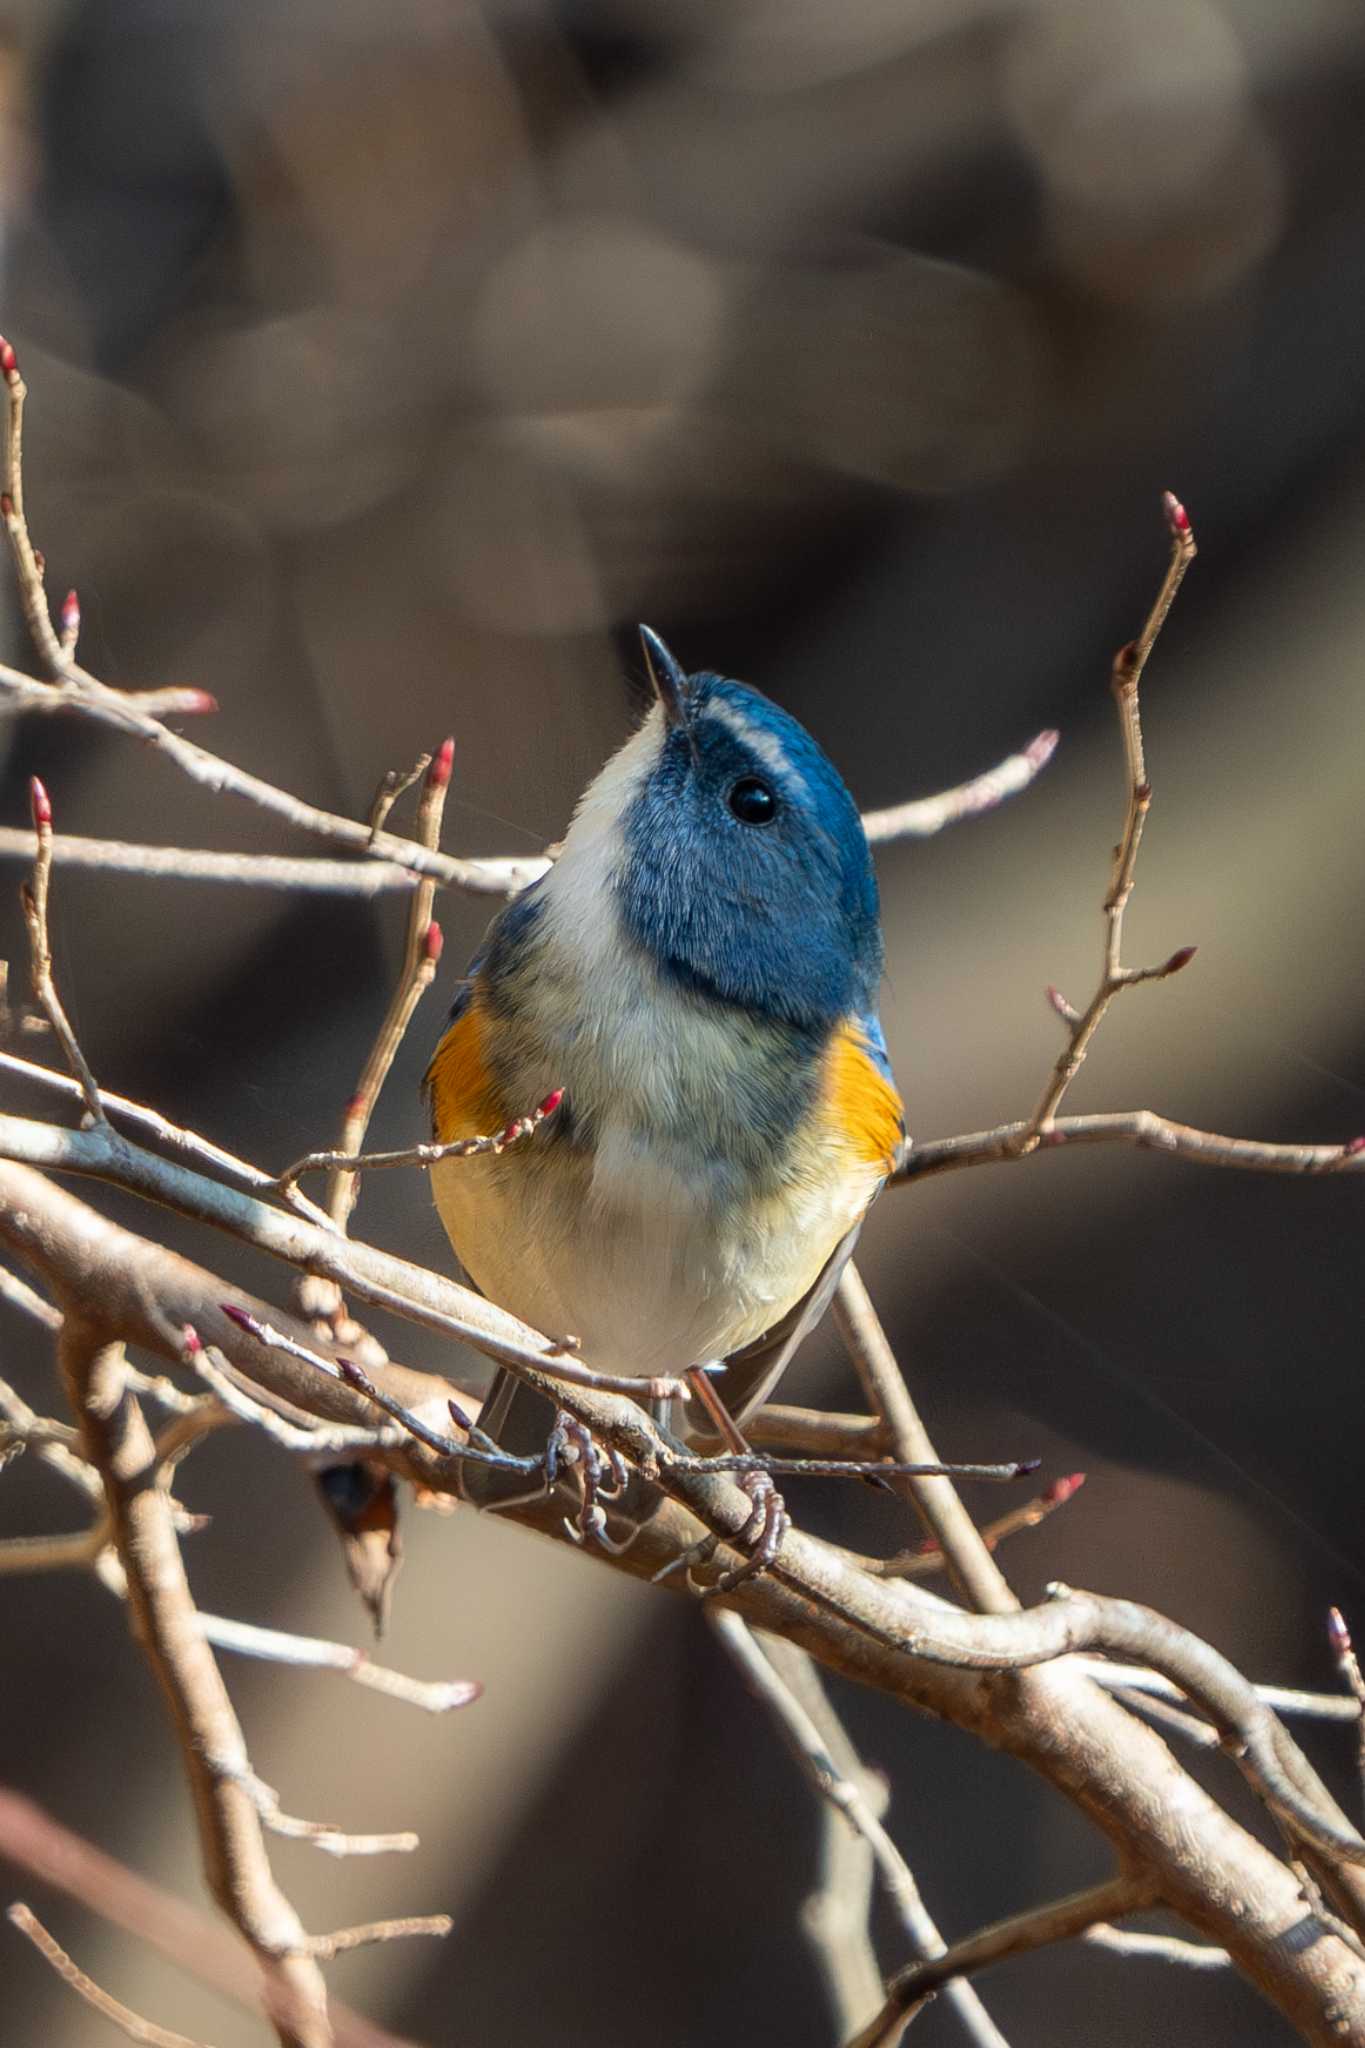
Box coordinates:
[0,336,16,378]
[422,920,443,964]
[1043,1471,1086,1507]
[1163,490,1192,537]
[538,1087,565,1119]
[28,777,51,831]
[181,1324,203,1356]
[428,738,455,789]
[1162,945,1198,975]
[1329,1607,1353,1657]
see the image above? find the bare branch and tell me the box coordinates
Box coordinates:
[7,1167,1365,2039]
[0,1048,336,1229]
[715,1615,1010,2046]
[844,1875,1153,2048]
[1084,1921,1230,1969]
[1014,493,1197,1153]
[875,1472,1086,1580]
[834,1263,1017,1615]
[0,826,422,895]
[19,778,105,1124]
[0,1792,417,2048]
[862,729,1058,843]
[303,1917,451,1960]
[0,1257,61,1328]
[55,1318,332,2048]
[197,1612,480,1713]
[895,1108,1365,1186]
[324,739,454,1227]
[273,1085,565,1201]
[7,1902,215,2048]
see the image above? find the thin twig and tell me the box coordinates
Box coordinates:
[325,741,453,1228]
[7,1902,216,2048]
[0,1047,336,1229]
[236,1775,419,1861]
[0,1257,61,1328]
[303,1917,451,1960]
[875,1473,1086,1579]
[1015,494,1197,1153]
[198,1612,480,1713]
[714,1615,1010,2046]
[19,779,105,1123]
[843,1876,1154,2048]
[0,827,421,895]
[0,1793,416,2048]
[1084,1921,1230,1969]
[834,1263,1017,1616]
[862,730,1058,843]
[186,1336,400,1454]
[274,1086,564,1200]
[896,1108,1365,1185]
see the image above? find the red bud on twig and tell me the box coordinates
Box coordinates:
[538,1088,565,1119]
[1043,1471,1087,1507]
[1329,1606,1353,1657]
[28,777,51,830]
[61,589,79,639]
[219,1302,261,1339]
[0,336,16,377]
[1163,490,1191,537]
[428,737,455,789]
[1026,729,1060,769]
[1161,945,1198,976]
[1340,1137,1365,1159]
[423,921,443,964]
[181,1325,203,1356]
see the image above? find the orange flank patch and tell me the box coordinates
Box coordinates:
[824,1024,905,1174]
[425,993,507,1144]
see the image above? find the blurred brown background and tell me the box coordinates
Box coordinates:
[2,1,1365,2041]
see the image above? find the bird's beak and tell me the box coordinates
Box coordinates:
[639,625,697,754]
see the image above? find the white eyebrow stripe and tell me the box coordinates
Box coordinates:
[702,698,805,794]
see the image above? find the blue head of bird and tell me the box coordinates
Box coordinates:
[602,626,884,1040]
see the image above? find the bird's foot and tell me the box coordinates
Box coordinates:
[546,1410,637,1554]
[654,1468,791,1598]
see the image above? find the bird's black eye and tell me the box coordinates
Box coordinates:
[727,776,778,826]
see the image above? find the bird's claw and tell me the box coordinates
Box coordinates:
[654,1469,790,1598]
[546,1410,636,1554]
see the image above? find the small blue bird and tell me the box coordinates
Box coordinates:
[426,628,905,1494]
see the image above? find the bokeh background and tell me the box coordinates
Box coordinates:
[2,1,1365,2041]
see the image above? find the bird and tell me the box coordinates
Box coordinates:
[424,627,905,1553]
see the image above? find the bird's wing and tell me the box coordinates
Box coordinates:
[715,1216,866,1427]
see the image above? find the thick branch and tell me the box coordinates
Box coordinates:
[55,1316,332,2048]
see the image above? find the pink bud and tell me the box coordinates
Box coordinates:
[181,1324,203,1355]
[219,1302,258,1336]
[428,737,455,789]
[1026,729,1060,768]
[538,1088,564,1119]
[1328,1605,1352,1655]
[175,688,218,716]
[423,920,443,964]
[61,589,79,637]
[0,337,15,377]
[1163,490,1191,536]
[1341,1137,1365,1159]
[28,776,51,829]
[1162,945,1198,975]
[0,494,13,520]
[1043,1472,1087,1507]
